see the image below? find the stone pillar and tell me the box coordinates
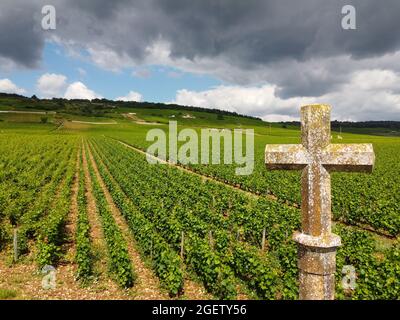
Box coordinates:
[293,232,341,300]
[265,104,374,299]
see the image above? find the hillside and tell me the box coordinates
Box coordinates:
[1,93,399,137]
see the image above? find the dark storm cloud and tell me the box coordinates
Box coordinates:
[67,0,133,19]
[0,1,44,68]
[1,0,400,96]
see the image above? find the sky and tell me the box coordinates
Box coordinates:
[0,0,400,121]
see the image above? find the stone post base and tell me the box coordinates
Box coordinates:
[293,231,341,300]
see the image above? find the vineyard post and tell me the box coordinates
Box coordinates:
[180,231,184,260]
[150,239,153,260]
[261,228,266,251]
[13,229,18,262]
[209,230,214,249]
[265,104,375,300]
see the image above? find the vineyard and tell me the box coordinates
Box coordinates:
[108,129,400,238]
[0,109,399,300]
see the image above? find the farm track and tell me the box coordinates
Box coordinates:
[111,137,398,243]
[87,140,213,300]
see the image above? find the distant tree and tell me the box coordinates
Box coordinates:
[31,94,38,100]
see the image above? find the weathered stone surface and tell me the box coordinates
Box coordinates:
[265,104,375,300]
[298,271,335,300]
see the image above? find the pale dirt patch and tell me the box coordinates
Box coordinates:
[122,113,162,126]
[71,121,117,125]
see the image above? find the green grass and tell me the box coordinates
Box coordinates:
[0,112,55,123]
[59,113,120,123]
[0,289,18,299]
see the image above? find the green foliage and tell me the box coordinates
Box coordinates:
[114,122,400,237]
[90,136,400,300]
[230,242,281,299]
[35,145,77,267]
[36,240,61,268]
[86,146,135,288]
[0,288,17,299]
[1,109,399,300]
[0,135,78,260]
[335,225,400,300]
[185,234,237,299]
[90,141,184,296]
[75,151,93,281]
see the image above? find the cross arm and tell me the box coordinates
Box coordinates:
[265,144,309,170]
[321,143,375,172]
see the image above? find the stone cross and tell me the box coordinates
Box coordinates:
[265,104,375,300]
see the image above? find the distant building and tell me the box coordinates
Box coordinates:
[182,114,195,119]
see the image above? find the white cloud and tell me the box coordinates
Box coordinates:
[77,38,400,120]
[350,69,400,91]
[0,78,26,94]
[36,73,67,98]
[263,114,300,122]
[64,81,102,100]
[87,45,136,72]
[116,90,143,102]
[172,85,314,121]
[320,69,400,121]
[172,68,400,121]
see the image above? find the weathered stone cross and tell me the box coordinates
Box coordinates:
[265,104,375,300]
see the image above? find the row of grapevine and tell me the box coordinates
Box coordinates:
[187,141,400,237]
[0,135,77,248]
[90,139,239,298]
[75,147,93,281]
[89,141,184,296]
[35,141,78,267]
[84,143,136,288]
[2,131,396,299]
[92,136,400,299]
[18,145,75,255]
[108,131,400,236]
[90,137,297,299]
